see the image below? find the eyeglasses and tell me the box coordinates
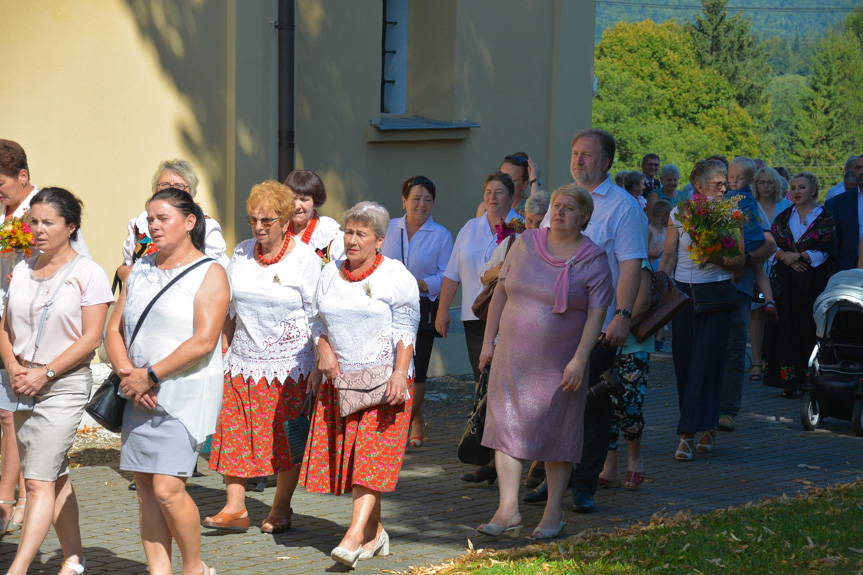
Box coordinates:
[706,181,728,189]
[504,154,529,165]
[157,182,190,191]
[246,216,279,229]
[756,180,772,186]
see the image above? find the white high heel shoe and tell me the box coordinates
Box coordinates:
[359,528,390,560]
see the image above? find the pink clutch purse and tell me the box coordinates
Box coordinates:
[333,365,393,417]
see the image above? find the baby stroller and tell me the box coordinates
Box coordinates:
[801,269,863,435]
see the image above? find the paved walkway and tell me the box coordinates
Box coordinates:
[3,359,863,574]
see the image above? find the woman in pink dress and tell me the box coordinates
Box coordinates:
[478,184,613,540]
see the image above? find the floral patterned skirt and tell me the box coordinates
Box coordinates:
[208,373,307,477]
[300,378,412,495]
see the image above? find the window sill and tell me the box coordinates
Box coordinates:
[366,115,480,143]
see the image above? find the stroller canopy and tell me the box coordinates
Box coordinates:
[812,269,863,339]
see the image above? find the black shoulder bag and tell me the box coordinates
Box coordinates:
[457,364,494,466]
[86,258,214,432]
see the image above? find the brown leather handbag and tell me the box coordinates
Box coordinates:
[472,236,515,321]
[333,365,393,417]
[630,270,690,342]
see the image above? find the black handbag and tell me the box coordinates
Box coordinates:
[691,280,740,315]
[457,365,493,466]
[86,258,214,432]
[284,393,314,465]
[769,264,782,301]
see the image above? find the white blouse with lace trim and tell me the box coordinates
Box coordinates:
[311,257,420,376]
[225,239,322,385]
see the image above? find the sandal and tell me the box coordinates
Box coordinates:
[749,363,763,381]
[597,476,621,488]
[0,500,15,533]
[409,415,427,448]
[261,507,293,534]
[201,561,216,575]
[624,459,646,489]
[696,429,716,453]
[60,557,86,574]
[476,512,522,537]
[202,508,249,532]
[7,499,25,532]
[675,438,695,462]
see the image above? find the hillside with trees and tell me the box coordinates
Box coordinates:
[593,0,863,183]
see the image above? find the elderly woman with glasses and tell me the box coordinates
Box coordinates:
[659,160,744,462]
[116,159,229,284]
[204,181,322,534]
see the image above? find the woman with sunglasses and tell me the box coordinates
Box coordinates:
[476,153,542,218]
[380,176,453,448]
[204,181,322,534]
[116,159,229,284]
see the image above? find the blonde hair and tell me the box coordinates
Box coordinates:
[550,184,593,230]
[151,159,200,197]
[753,167,784,204]
[247,180,296,225]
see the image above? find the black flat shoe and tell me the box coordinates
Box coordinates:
[523,478,548,504]
[461,465,497,484]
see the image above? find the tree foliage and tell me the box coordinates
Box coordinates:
[593,20,763,170]
[686,0,769,118]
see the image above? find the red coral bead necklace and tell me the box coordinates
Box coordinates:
[289,211,318,245]
[256,234,291,266]
[342,253,383,282]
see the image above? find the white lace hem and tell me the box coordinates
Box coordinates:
[225,349,316,385]
[391,305,420,351]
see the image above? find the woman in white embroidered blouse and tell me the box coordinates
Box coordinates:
[203,181,321,535]
[300,202,419,569]
[380,175,453,449]
[284,169,344,263]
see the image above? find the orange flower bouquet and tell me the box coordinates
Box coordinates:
[675,194,743,265]
[0,217,35,256]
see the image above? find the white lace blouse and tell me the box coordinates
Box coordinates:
[225,239,322,384]
[311,257,420,376]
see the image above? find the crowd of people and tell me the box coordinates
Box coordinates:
[0,131,860,572]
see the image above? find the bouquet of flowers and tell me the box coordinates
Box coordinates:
[495,217,525,245]
[0,216,34,256]
[675,194,743,265]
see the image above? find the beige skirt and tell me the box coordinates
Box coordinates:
[14,366,92,481]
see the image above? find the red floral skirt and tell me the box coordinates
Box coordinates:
[208,373,307,477]
[299,378,413,495]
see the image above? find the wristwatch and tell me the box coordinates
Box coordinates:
[147,366,161,386]
[615,308,632,319]
[45,365,55,379]
[745,252,752,265]
[530,178,542,187]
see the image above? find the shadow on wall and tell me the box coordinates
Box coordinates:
[121,0,229,224]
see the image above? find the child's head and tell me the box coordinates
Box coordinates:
[651,199,673,227]
[728,156,756,191]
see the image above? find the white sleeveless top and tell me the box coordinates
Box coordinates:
[123,254,223,444]
[670,207,732,284]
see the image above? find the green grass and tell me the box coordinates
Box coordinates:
[413,482,863,574]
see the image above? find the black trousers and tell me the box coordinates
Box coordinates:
[571,343,617,497]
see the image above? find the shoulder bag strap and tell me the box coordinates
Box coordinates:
[127,257,214,347]
[503,234,516,259]
[31,255,82,362]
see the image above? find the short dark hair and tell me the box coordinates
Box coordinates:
[707,154,729,169]
[284,170,327,208]
[623,170,645,193]
[572,129,616,172]
[30,187,83,241]
[147,188,206,251]
[641,153,660,165]
[484,171,515,197]
[503,152,530,182]
[401,175,436,200]
[0,140,28,178]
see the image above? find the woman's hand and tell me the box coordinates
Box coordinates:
[316,338,341,380]
[560,355,588,392]
[385,369,409,406]
[306,368,323,395]
[137,389,159,410]
[118,367,155,406]
[435,307,451,338]
[480,263,502,286]
[11,366,48,397]
[527,157,541,183]
[479,342,495,371]
[417,279,429,294]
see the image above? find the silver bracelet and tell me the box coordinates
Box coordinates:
[483,340,496,344]
[393,368,409,380]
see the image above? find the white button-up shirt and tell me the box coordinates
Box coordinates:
[445,208,521,321]
[380,215,453,301]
